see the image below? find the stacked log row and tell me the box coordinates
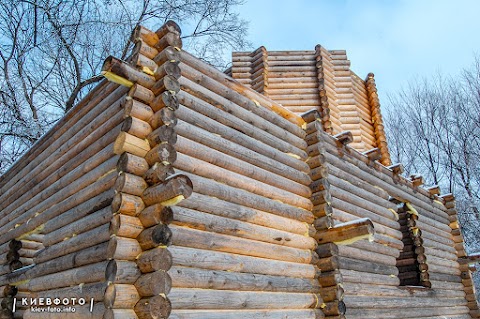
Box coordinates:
[317,46,341,135]
[0,74,131,316]
[127,21,186,319]
[310,129,469,318]
[364,73,391,166]
[265,50,320,114]
[443,193,480,318]
[166,47,326,318]
[329,50,364,151]
[230,47,390,159]
[230,46,269,93]
[302,110,344,318]
[314,45,333,135]
[351,73,377,151]
[396,205,431,287]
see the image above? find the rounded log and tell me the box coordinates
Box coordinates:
[115,172,148,197]
[134,295,171,319]
[151,75,181,96]
[111,193,145,216]
[149,108,177,129]
[144,143,177,166]
[142,174,193,206]
[104,284,140,309]
[107,236,142,261]
[109,214,144,238]
[138,204,173,228]
[121,116,152,139]
[128,84,155,104]
[117,153,149,176]
[143,163,175,186]
[136,247,172,273]
[137,224,173,250]
[154,61,181,80]
[150,90,179,112]
[134,270,172,296]
[154,46,181,66]
[147,126,177,147]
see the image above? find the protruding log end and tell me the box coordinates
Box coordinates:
[154,46,181,66]
[136,247,173,273]
[301,109,320,124]
[426,185,441,196]
[144,143,177,167]
[440,193,455,202]
[147,126,178,148]
[138,205,173,228]
[333,131,353,146]
[101,56,134,88]
[388,163,404,175]
[117,152,149,176]
[410,174,424,187]
[137,224,173,250]
[315,218,375,245]
[134,295,172,319]
[143,162,175,185]
[156,20,182,38]
[131,25,159,47]
[150,90,179,112]
[363,148,382,161]
[142,174,193,206]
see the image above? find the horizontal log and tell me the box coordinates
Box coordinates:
[169,265,319,292]
[169,224,317,264]
[134,295,171,319]
[103,309,138,319]
[147,126,177,147]
[134,270,171,296]
[179,50,305,131]
[168,288,322,309]
[170,246,317,279]
[137,224,172,250]
[314,218,374,245]
[111,192,145,216]
[177,78,307,159]
[131,25,159,47]
[178,193,311,236]
[102,56,155,88]
[104,284,140,309]
[27,261,109,292]
[176,169,314,224]
[30,282,108,302]
[121,116,152,139]
[150,90,179,112]
[109,214,144,238]
[142,174,192,206]
[128,84,155,104]
[173,115,310,185]
[108,260,141,284]
[107,236,142,261]
[115,172,147,197]
[34,224,111,264]
[173,150,312,210]
[340,269,400,286]
[43,206,112,247]
[114,132,151,157]
[137,204,173,227]
[170,206,316,249]
[144,143,176,166]
[117,152,149,176]
[154,46,180,66]
[143,163,175,186]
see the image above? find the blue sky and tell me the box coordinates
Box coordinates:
[237,0,480,107]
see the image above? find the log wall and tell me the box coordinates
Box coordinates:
[230,46,392,165]
[307,115,471,318]
[0,19,474,319]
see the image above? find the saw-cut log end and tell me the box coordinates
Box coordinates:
[333,131,353,146]
[315,218,375,245]
[426,185,441,196]
[410,173,424,187]
[387,163,404,175]
[363,148,382,161]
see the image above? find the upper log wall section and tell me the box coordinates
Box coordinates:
[231,46,391,165]
[305,110,471,318]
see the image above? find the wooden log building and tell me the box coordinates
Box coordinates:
[0,20,477,319]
